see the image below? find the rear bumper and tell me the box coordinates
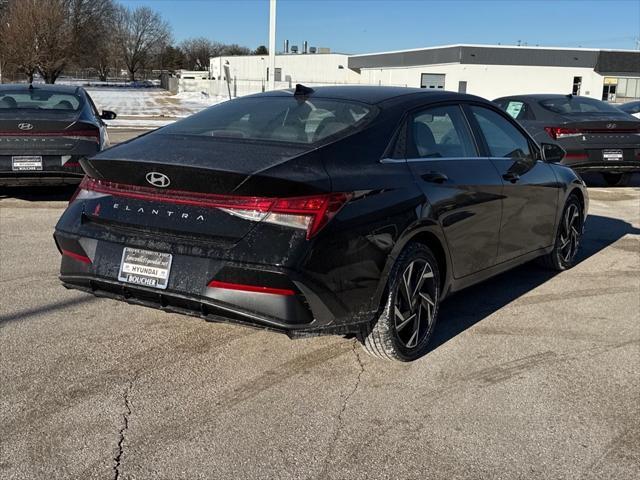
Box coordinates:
[0,173,83,187]
[567,162,640,174]
[54,231,372,337]
[0,155,84,186]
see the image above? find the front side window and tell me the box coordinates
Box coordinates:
[470,106,532,159]
[161,97,374,145]
[0,90,82,111]
[409,105,477,158]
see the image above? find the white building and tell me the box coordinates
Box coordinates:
[208,53,359,98]
[348,44,640,103]
[205,44,640,102]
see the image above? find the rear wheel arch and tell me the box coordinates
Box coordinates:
[409,231,448,294]
[374,226,450,305]
[567,186,586,218]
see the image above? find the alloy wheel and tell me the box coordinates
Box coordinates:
[559,203,581,263]
[394,259,437,349]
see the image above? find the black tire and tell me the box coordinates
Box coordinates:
[538,195,584,271]
[357,243,440,362]
[602,172,631,187]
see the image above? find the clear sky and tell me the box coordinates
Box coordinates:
[120,0,640,53]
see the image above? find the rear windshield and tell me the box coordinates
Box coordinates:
[539,96,621,114]
[161,96,374,144]
[0,90,83,112]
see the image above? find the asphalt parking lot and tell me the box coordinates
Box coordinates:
[1,138,639,478]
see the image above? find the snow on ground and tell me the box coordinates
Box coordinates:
[85,88,227,128]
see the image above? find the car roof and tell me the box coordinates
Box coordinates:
[249,85,486,105]
[0,83,84,95]
[495,94,603,102]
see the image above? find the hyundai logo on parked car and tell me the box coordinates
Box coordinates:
[18,123,34,130]
[146,171,171,188]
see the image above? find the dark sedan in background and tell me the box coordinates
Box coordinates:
[494,94,640,186]
[618,100,640,119]
[55,86,587,361]
[0,84,116,187]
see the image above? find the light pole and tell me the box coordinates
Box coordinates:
[268,0,276,90]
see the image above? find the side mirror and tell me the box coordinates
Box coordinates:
[101,110,117,120]
[541,143,565,162]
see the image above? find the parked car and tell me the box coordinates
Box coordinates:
[54,86,588,362]
[617,100,640,119]
[0,84,116,187]
[494,94,640,186]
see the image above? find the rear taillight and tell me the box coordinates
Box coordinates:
[207,280,295,296]
[223,193,352,239]
[544,127,582,140]
[61,249,91,264]
[74,177,351,239]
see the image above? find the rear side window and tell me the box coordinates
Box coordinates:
[162,96,374,145]
[470,106,532,159]
[502,100,535,121]
[539,96,620,114]
[0,90,82,111]
[409,105,477,158]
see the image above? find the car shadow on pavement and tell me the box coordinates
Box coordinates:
[429,214,640,353]
[0,296,97,327]
[0,185,77,202]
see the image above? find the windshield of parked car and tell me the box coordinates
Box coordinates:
[161,96,374,144]
[0,90,83,112]
[539,96,621,114]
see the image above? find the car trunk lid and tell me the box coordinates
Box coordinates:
[0,112,98,154]
[546,114,640,145]
[75,133,333,246]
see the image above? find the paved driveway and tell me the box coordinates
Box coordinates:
[0,185,638,480]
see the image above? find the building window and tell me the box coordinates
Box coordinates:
[603,77,640,102]
[421,73,445,89]
[458,81,467,93]
[572,76,582,95]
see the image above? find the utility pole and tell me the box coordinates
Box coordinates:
[268,0,276,90]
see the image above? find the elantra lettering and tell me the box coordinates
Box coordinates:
[112,203,205,221]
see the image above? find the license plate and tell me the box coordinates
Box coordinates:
[118,247,172,290]
[12,156,42,171]
[603,149,623,161]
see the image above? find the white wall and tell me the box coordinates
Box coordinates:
[205,53,614,102]
[359,63,605,100]
[210,53,359,86]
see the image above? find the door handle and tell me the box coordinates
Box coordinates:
[422,172,449,184]
[503,172,520,183]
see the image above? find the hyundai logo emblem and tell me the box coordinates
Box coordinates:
[146,172,171,188]
[18,123,34,130]
[606,123,617,129]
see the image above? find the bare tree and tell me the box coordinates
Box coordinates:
[1,0,119,84]
[220,44,252,56]
[1,0,40,83]
[34,0,74,84]
[0,0,8,82]
[115,5,172,81]
[180,37,222,71]
[70,0,118,80]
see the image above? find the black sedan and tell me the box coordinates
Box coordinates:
[55,86,588,362]
[618,100,640,119]
[494,94,640,186]
[0,84,116,186]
